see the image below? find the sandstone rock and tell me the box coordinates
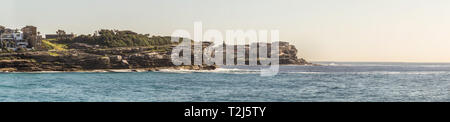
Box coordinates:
[110,55,122,62]
[146,52,164,59]
[0,41,311,72]
[69,43,94,49]
[121,60,129,65]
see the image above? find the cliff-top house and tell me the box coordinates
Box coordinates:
[0,25,42,51]
[45,30,76,40]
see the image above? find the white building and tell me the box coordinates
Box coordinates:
[0,30,29,51]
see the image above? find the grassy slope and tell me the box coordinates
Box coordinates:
[41,39,68,56]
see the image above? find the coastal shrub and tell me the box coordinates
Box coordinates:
[42,40,68,51]
[58,30,174,48]
[16,47,26,53]
[48,52,60,56]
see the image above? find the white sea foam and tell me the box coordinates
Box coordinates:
[156,68,260,74]
[328,63,338,66]
[157,69,197,74]
[285,72,325,74]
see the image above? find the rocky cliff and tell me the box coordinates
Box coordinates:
[277,42,311,65]
[0,49,215,72]
[0,41,311,72]
[210,41,312,65]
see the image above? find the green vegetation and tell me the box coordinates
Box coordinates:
[47,52,60,56]
[16,48,26,53]
[0,56,18,60]
[59,30,174,48]
[42,39,68,51]
[0,48,14,53]
[41,39,68,56]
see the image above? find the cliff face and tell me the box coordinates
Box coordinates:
[0,48,215,72]
[278,42,311,65]
[212,41,311,65]
[0,41,310,72]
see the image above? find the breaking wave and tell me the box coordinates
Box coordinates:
[157,68,261,74]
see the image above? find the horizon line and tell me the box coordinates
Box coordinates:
[310,60,450,63]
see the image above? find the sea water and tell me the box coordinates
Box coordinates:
[0,62,449,102]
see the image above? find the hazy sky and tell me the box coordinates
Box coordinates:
[2,0,450,62]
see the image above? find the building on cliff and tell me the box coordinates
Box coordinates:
[0,25,5,34]
[0,25,42,51]
[45,30,76,39]
[21,26,42,48]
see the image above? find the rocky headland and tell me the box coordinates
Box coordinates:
[0,29,312,72]
[0,41,313,72]
[0,41,312,72]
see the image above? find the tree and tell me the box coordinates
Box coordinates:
[59,29,175,48]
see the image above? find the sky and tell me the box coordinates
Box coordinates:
[2,0,450,62]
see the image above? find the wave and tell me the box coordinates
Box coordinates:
[156,68,261,74]
[314,62,450,67]
[156,66,450,75]
[285,71,325,74]
[284,71,450,75]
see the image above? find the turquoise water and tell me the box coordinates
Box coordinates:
[0,62,449,102]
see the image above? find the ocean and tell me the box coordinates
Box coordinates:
[0,62,449,102]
